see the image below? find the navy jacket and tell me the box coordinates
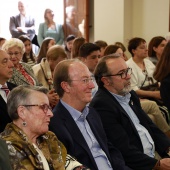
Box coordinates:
[49,101,132,170]
[90,87,170,170]
[0,82,16,132]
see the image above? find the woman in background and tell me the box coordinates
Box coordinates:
[2,38,39,86]
[38,8,64,46]
[154,41,170,113]
[148,36,167,65]
[33,45,67,90]
[71,37,86,58]
[18,35,36,67]
[37,37,55,64]
[64,34,75,59]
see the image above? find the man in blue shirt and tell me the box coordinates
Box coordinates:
[49,59,132,170]
[90,54,170,170]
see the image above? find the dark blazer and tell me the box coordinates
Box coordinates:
[160,73,170,112]
[49,101,132,170]
[9,14,35,40]
[0,82,16,133]
[90,87,170,170]
[0,139,12,170]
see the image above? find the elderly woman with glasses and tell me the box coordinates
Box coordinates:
[0,85,88,170]
[2,38,39,86]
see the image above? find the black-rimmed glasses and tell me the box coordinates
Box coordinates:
[104,67,132,79]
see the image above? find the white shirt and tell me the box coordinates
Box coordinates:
[126,57,156,91]
[0,83,9,103]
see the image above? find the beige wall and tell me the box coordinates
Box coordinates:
[91,0,169,53]
[93,0,124,44]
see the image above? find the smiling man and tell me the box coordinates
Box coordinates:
[90,54,170,170]
[49,59,132,170]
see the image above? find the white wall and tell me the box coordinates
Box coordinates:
[91,0,169,50]
[93,0,124,44]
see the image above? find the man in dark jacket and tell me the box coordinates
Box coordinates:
[0,50,16,132]
[90,54,170,170]
[50,59,132,170]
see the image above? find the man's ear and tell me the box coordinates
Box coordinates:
[132,49,136,56]
[61,81,71,93]
[101,77,110,86]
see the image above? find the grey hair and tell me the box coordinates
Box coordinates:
[7,85,48,120]
[2,38,25,54]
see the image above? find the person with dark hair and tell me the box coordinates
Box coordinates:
[101,43,170,137]
[36,37,56,64]
[148,36,167,65]
[104,44,124,59]
[154,41,170,113]
[90,54,170,170]
[94,40,108,58]
[115,41,128,61]
[79,43,100,73]
[64,34,75,59]
[38,8,64,46]
[79,42,100,97]
[126,37,160,100]
[49,59,132,170]
[18,35,36,67]
[71,37,86,58]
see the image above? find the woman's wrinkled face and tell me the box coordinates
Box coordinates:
[22,91,53,137]
[7,46,22,66]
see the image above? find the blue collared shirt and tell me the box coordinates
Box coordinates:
[60,99,113,170]
[110,92,155,158]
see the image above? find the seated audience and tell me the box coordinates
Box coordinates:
[37,37,56,64]
[0,50,16,132]
[104,44,124,58]
[103,44,170,136]
[0,139,12,170]
[148,36,167,65]
[38,8,64,46]
[94,40,108,58]
[49,59,132,170]
[71,37,86,58]
[114,41,128,61]
[154,41,170,113]
[18,35,36,67]
[0,85,88,170]
[90,54,170,170]
[64,34,75,59]
[2,38,39,86]
[33,45,67,90]
[79,43,100,97]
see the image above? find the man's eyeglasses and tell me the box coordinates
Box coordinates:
[8,52,21,57]
[104,67,132,79]
[22,104,52,114]
[68,76,95,85]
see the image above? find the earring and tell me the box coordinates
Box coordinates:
[22,121,27,127]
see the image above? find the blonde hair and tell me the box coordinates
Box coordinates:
[47,45,67,61]
[2,38,25,54]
